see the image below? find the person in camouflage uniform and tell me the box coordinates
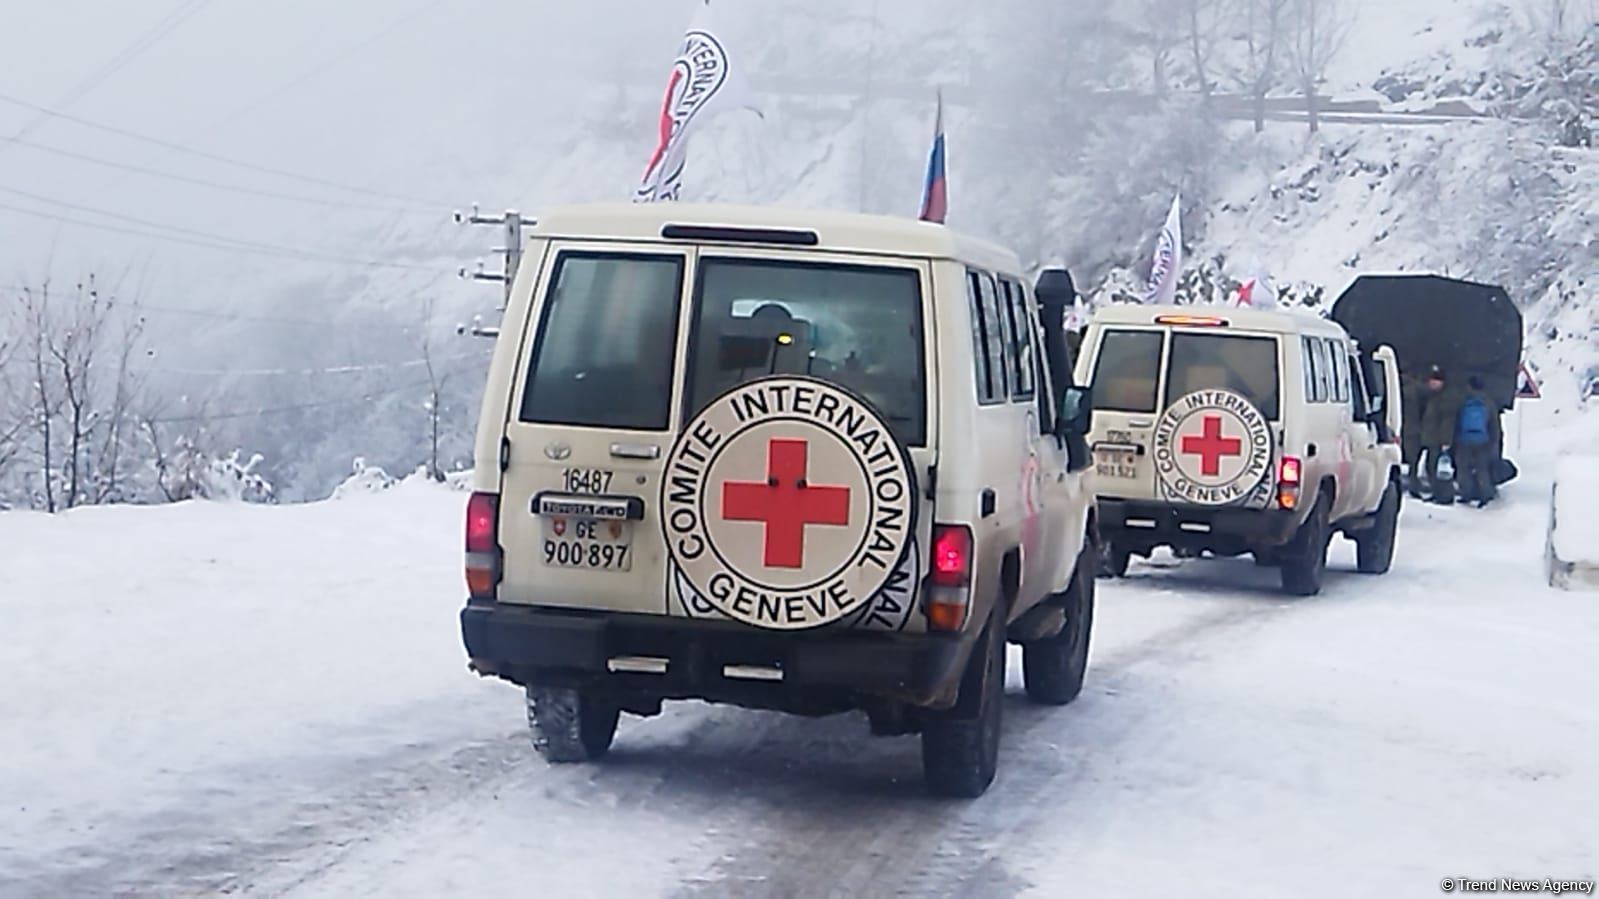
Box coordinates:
[1418,365,1460,504]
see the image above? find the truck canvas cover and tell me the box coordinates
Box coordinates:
[1331,275,1523,409]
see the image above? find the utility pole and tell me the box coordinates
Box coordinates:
[455,205,537,336]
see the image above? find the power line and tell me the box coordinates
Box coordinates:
[9,0,213,143]
[149,377,437,423]
[2,134,435,214]
[0,199,447,272]
[145,349,482,377]
[0,91,451,208]
[0,184,440,270]
[187,0,452,142]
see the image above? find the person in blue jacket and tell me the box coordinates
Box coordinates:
[1454,375,1502,508]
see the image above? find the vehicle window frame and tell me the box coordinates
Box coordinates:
[1164,331,1283,421]
[999,278,1038,402]
[1307,336,1331,403]
[517,249,687,432]
[1329,340,1351,405]
[967,269,1005,406]
[681,254,930,447]
[1089,327,1166,415]
[977,271,1011,403]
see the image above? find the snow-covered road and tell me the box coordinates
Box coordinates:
[3,462,1596,898]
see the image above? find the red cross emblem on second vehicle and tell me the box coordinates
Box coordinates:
[661,376,916,630]
[1152,389,1273,506]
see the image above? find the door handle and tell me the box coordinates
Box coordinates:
[981,488,996,518]
[610,443,661,460]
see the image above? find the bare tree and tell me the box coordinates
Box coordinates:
[1182,0,1229,102]
[1136,0,1188,95]
[19,284,61,511]
[1286,0,1355,132]
[11,275,150,511]
[419,300,450,482]
[1233,0,1294,132]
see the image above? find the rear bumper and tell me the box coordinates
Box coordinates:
[1099,498,1300,551]
[460,602,968,709]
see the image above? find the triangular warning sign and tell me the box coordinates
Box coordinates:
[1517,362,1541,399]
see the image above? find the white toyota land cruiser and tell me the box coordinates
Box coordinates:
[460,203,1099,797]
[1074,305,1404,596]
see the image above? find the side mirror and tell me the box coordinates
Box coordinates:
[1056,385,1094,438]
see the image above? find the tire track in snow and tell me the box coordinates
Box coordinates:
[667,576,1302,898]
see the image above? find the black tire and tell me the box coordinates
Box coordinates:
[1098,541,1131,579]
[526,687,620,763]
[1280,495,1332,597]
[1356,483,1400,575]
[922,607,1006,798]
[1023,543,1096,706]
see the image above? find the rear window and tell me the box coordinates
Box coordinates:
[685,258,926,446]
[519,252,684,430]
[1091,329,1163,413]
[1166,333,1281,419]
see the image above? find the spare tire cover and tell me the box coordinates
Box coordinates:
[660,375,917,631]
[1152,389,1275,507]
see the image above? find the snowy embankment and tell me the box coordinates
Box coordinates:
[1549,455,1599,589]
[3,439,1599,895]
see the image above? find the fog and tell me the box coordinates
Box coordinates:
[2,0,1584,502]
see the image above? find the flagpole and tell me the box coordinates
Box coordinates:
[857,0,880,212]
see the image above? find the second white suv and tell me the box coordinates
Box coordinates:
[1074,305,1404,595]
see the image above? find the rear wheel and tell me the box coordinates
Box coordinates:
[922,607,1006,798]
[1280,495,1332,597]
[1356,483,1400,575]
[1023,543,1096,706]
[526,687,620,763]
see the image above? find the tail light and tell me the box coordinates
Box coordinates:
[1277,457,1302,510]
[466,492,501,600]
[927,524,973,632]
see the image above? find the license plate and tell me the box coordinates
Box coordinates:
[1095,449,1138,479]
[543,517,632,571]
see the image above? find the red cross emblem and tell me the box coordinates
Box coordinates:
[1181,415,1243,477]
[722,438,851,569]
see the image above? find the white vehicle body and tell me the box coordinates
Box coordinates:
[459,203,1099,796]
[1074,304,1404,594]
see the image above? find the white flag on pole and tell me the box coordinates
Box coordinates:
[634,1,749,203]
[1143,193,1182,305]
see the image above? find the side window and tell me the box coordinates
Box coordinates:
[1000,279,1038,401]
[1307,337,1331,403]
[977,273,1011,401]
[1329,341,1351,404]
[1302,337,1317,404]
[967,271,1001,404]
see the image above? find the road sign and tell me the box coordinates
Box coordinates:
[1517,362,1542,400]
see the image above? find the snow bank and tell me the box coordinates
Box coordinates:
[1548,454,1599,588]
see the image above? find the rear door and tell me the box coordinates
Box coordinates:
[1081,325,1166,501]
[678,249,937,633]
[498,243,693,613]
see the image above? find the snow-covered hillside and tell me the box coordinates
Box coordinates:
[0,0,1593,500]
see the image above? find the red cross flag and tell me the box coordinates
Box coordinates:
[634,0,752,203]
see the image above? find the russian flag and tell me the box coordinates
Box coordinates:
[919,91,947,224]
